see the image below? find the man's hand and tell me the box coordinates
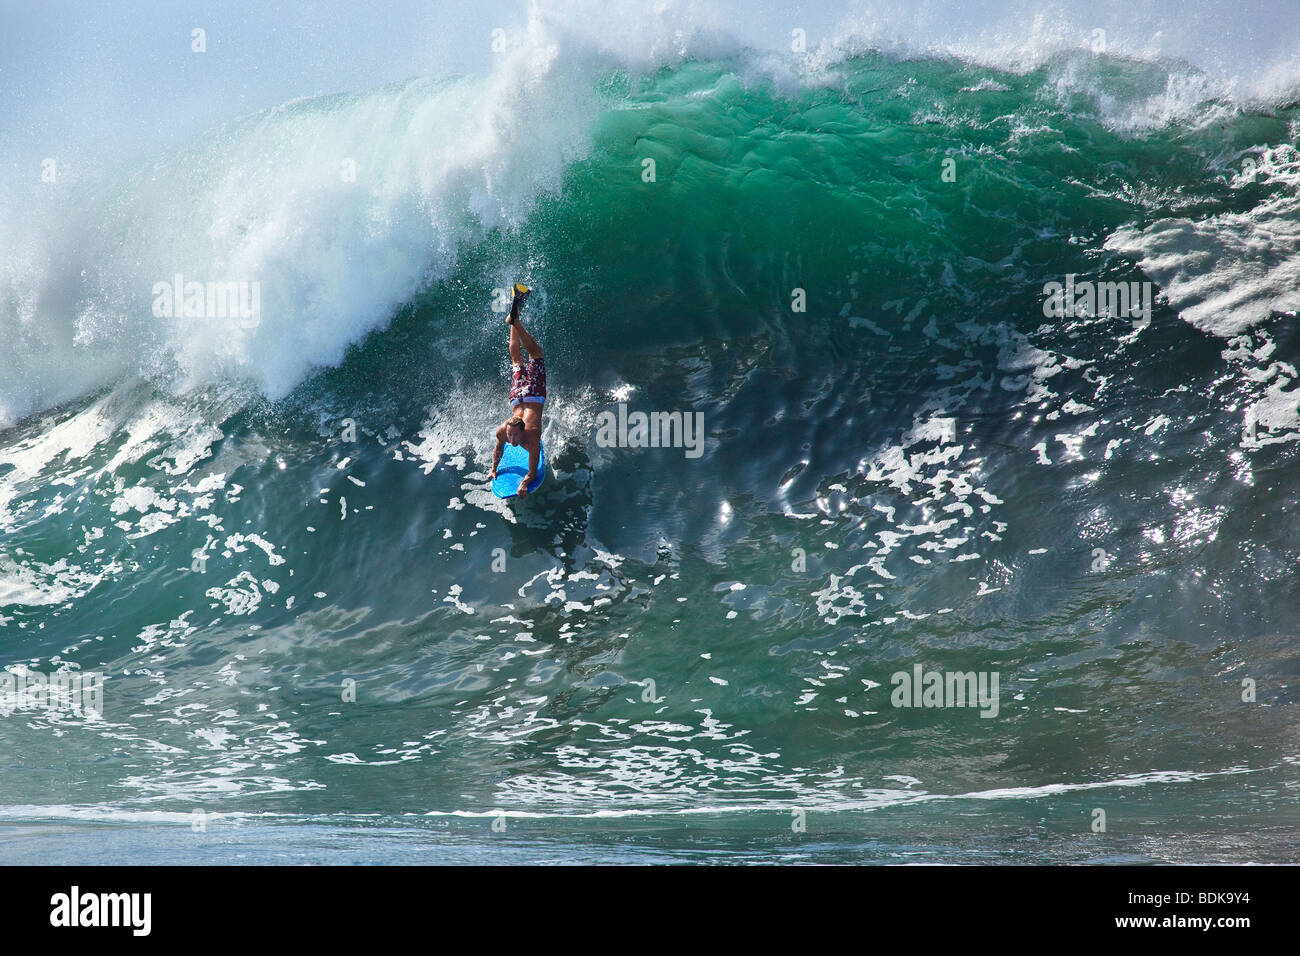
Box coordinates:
[488,469,497,481]
[517,472,536,497]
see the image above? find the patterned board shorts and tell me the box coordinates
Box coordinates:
[510,356,547,406]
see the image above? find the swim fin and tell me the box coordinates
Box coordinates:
[508,283,531,322]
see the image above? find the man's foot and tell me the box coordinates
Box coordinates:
[508,283,531,323]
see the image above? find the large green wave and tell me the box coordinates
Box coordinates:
[2,50,1298,861]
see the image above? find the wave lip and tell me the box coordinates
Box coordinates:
[1,0,730,428]
[5,2,1300,429]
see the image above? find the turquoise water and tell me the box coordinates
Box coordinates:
[3,27,1300,863]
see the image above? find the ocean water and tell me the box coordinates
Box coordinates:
[2,0,1300,864]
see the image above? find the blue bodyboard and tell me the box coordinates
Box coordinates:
[491,441,545,498]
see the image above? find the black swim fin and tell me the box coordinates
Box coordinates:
[508,283,531,323]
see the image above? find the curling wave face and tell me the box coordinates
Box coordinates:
[1,1,1299,862]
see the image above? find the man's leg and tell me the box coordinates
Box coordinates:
[510,318,542,360]
[508,285,542,360]
[508,322,525,365]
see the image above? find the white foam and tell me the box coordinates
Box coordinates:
[1107,145,1300,336]
[821,0,1300,115]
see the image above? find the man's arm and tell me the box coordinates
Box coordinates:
[489,431,505,480]
[517,439,541,496]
